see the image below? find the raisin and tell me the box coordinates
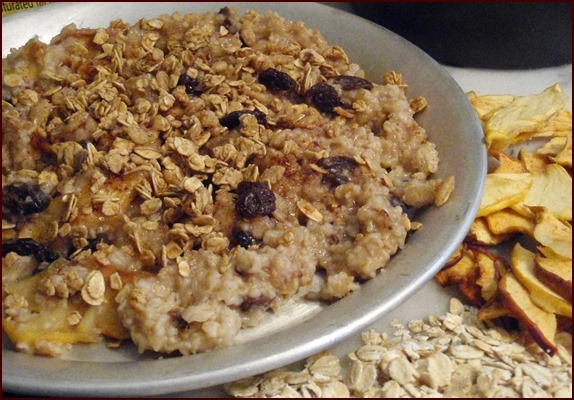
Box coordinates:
[317,156,358,187]
[235,181,276,218]
[220,110,267,130]
[177,73,200,95]
[70,236,104,256]
[317,156,357,172]
[218,6,233,30]
[390,197,417,220]
[323,174,350,187]
[332,75,374,90]
[2,238,59,263]
[85,237,103,252]
[168,309,189,330]
[230,227,256,249]
[305,83,340,113]
[258,68,296,91]
[3,182,51,216]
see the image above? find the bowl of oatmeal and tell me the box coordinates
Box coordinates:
[2,2,486,396]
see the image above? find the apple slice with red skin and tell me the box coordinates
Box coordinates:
[499,272,558,356]
[534,254,572,303]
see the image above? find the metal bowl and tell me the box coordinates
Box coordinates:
[2,2,486,396]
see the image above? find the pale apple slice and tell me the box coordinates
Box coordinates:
[494,152,526,174]
[510,244,572,318]
[485,83,568,153]
[2,271,103,353]
[499,272,557,356]
[467,92,515,121]
[533,209,572,260]
[534,254,572,303]
[477,297,512,321]
[2,302,102,355]
[511,164,572,221]
[536,135,568,157]
[466,217,513,246]
[518,149,548,174]
[549,133,572,168]
[2,261,131,355]
[533,109,572,138]
[484,208,535,237]
[476,172,532,218]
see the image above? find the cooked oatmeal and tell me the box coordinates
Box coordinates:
[2,7,452,356]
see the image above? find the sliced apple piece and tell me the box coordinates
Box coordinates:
[485,208,535,237]
[3,273,103,353]
[476,172,532,218]
[499,272,558,356]
[510,244,572,317]
[477,297,512,321]
[485,83,568,153]
[442,244,464,269]
[466,217,513,246]
[494,152,526,174]
[532,109,572,138]
[511,164,572,221]
[2,258,132,354]
[2,301,102,352]
[536,135,568,157]
[533,209,572,260]
[436,245,482,306]
[519,149,548,174]
[534,253,572,303]
[467,92,515,121]
[472,246,505,302]
[538,245,565,260]
[549,133,572,168]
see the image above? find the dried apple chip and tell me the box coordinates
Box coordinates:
[466,217,512,246]
[532,109,572,138]
[499,272,558,356]
[467,92,515,121]
[484,84,568,153]
[473,247,503,302]
[477,297,512,321]
[436,245,483,306]
[534,253,572,303]
[485,208,535,237]
[510,244,571,318]
[476,172,532,217]
[455,83,572,357]
[549,134,572,168]
[511,164,572,221]
[533,209,572,260]
[494,152,526,174]
[519,149,548,174]
[536,135,569,157]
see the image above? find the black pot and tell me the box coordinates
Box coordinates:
[352,2,572,69]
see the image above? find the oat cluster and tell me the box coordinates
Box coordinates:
[225,298,572,398]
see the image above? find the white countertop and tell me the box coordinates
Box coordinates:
[163,63,572,398]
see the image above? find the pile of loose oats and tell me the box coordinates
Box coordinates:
[224,298,572,398]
